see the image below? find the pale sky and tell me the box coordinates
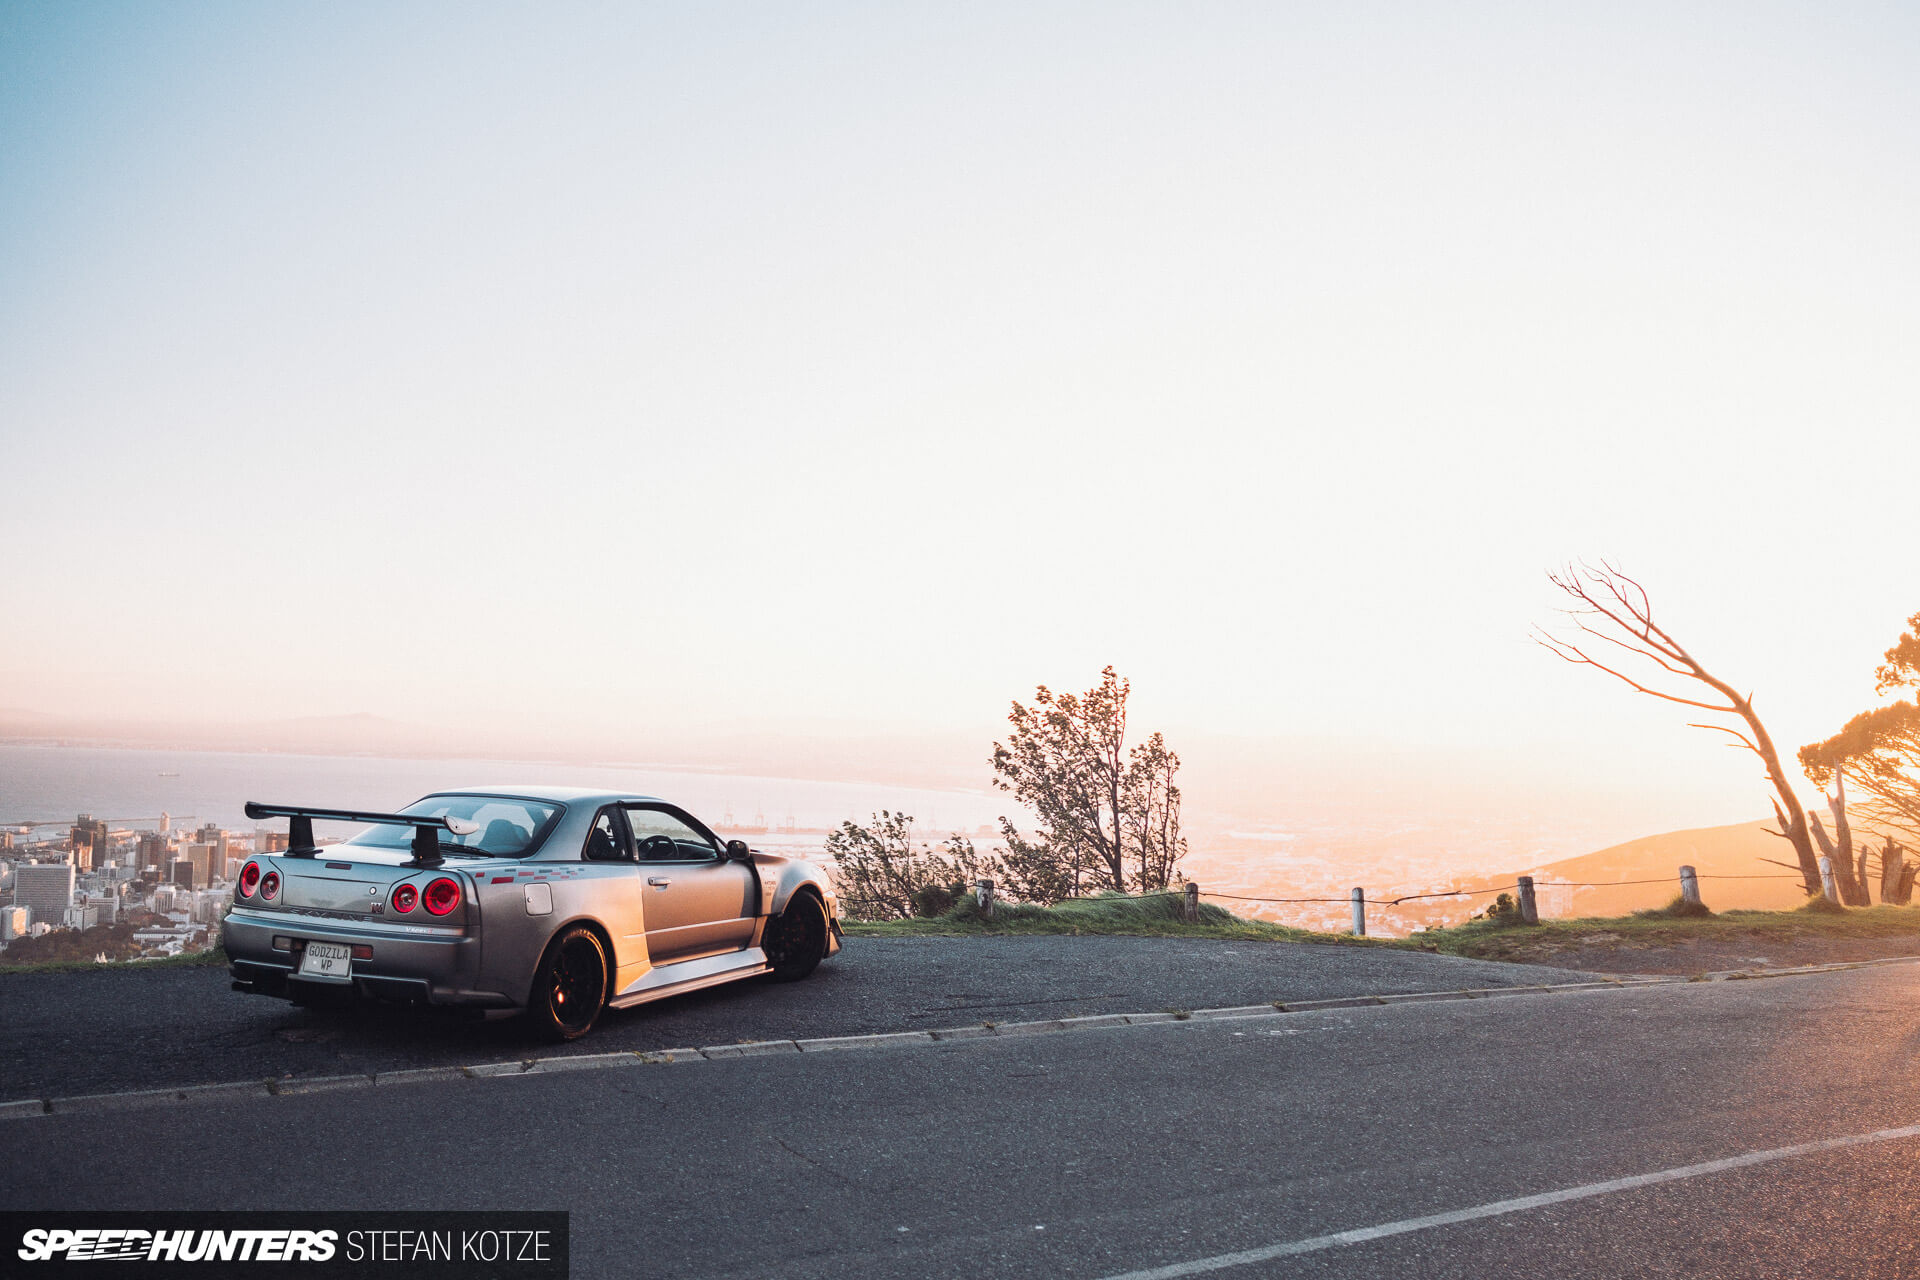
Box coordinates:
[4,2,1918,832]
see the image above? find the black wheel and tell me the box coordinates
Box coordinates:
[763,892,829,982]
[529,925,609,1041]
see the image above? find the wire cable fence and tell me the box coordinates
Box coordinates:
[836,867,1834,927]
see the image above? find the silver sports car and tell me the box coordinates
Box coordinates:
[222,786,842,1039]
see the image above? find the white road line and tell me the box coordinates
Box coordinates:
[1099,1121,1920,1280]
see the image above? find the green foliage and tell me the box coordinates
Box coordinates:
[827,811,992,922]
[910,883,958,918]
[846,890,1370,944]
[1800,611,1920,846]
[1472,892,1524,926]
[1875,611,1920,694]
[0,922,145,965]
[0,945,226,974]
[990,666,1187,900]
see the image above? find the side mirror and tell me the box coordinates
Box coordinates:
[725,839,752,862]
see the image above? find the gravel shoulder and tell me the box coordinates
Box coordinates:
[0,935,1598,1098]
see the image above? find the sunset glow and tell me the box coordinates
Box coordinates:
[4,3,1917,859]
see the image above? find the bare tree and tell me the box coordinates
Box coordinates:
[1535,560,1837,901]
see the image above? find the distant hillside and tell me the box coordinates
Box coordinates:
[1498,818,1812,917]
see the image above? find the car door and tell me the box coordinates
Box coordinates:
[623,804,756,963]
[580,806,649,978]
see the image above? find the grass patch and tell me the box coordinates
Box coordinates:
[1632,895,1714,921]
[0,946,227,976]
[847,890,1920,965]
[843,890,1389,945]
[1411,903,1920,962]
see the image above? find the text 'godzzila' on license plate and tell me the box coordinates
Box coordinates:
[298,940,352,979]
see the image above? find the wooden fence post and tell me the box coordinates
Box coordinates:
[1184,882,1199,923]
[1350,887,1366,937]
[975,879,995,920]
[1678,865,1701,907]
[1516,875,1539,925]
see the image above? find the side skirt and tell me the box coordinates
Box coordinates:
[608,947,770,1009]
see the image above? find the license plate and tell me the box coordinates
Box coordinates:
[297,941,352,980]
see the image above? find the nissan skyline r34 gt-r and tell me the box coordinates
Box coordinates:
[222,786,843,1039]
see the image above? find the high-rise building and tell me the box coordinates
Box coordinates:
[14,863,76,927]
[169,860,197,891]
[0,905,29,939]
[182,843,214,889]
[137,832,168,871]
[69,815,108,872]
[257,829,290,854]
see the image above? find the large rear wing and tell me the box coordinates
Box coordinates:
[243,802,480,867]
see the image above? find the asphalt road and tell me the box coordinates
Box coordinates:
[6,963,1920,1278]
[0,936,1595,1097]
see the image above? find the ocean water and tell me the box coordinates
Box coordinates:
[0,744,1004,842]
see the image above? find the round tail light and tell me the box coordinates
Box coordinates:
[259,871,281,901]
[237,861,261,898]
[423,877,461,916]
[390,883,418,914]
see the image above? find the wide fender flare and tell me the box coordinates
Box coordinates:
[762,861,834,920]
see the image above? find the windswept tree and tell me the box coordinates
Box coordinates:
[1799,611,1920,902]
[1535,561,1840,902]
[991,666,1187,899]
[1800,703,1920,842]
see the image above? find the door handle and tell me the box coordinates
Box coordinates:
[647,877,672,888]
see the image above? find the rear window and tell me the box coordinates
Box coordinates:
[344,795,563,857]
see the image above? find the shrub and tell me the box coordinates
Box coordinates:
[911,883,959,918]
[1473,892,1524,926]
[1633,895,1713,920]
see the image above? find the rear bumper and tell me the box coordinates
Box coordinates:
[222,908,516,1009]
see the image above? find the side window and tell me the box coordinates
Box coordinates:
[624,807,717,862]
[582,809,627,862]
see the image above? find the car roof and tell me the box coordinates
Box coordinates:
[425,785,669,806]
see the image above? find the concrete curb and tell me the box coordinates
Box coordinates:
[268,1073,372,1096]
[700,1041,800,1059]
[7,958,1910,1122]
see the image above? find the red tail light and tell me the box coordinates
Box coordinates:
[390,883,418,914]
[423,877,461,916]
[259,871,281,901]
[238,861,262,898]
